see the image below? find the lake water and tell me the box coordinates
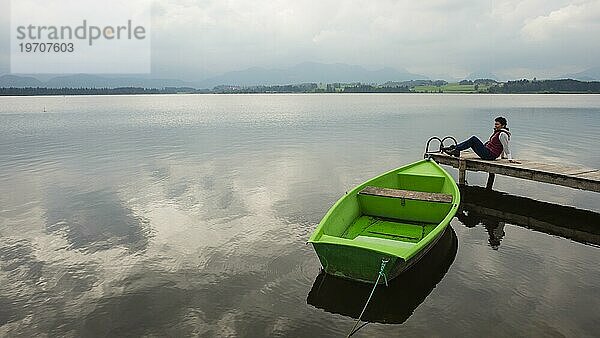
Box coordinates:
[0,94,599,337]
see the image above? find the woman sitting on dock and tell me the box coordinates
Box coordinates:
[443,117,518,163]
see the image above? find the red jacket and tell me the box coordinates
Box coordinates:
[485,129,510,159]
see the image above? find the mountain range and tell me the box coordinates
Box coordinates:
[0,74,192,89]
[1,63,598,89]
[562,66,600,81]
[197,62,425,87]
[0,62,425,89]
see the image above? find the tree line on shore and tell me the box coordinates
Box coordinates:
[1,79,599,95]
[488,79,600,93]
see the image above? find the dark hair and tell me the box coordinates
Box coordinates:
[495,116,507,127]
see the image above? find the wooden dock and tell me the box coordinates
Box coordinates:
[428,151,600,192]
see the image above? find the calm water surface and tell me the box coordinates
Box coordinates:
[0,94,599,337]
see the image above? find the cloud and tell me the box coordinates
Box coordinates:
[521,1,600,41]
[147,0,600,79]
[1,0,598,79]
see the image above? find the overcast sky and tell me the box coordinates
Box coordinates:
[1,0,599,80]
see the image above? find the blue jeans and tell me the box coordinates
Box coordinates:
[455,136,496,160]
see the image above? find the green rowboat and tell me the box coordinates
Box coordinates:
[308,158,460,284]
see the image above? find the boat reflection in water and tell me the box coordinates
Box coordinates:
[457,186,600,248]
[307,225,458,325]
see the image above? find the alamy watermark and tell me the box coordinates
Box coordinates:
[11,0,151,74]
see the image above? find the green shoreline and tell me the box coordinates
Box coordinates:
[1,79,600,96]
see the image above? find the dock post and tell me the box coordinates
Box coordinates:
[486,173,496,189]
[458,158,467,185]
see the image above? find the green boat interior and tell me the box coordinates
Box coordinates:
[318,168,455,247]
[341,215,438,243]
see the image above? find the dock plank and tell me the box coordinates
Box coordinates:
[572,169,600,177]
[575,170,600,180]
[428,151,600,193]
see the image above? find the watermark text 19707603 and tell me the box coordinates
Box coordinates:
[10,0,151,74]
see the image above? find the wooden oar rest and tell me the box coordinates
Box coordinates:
[358,186,453,203]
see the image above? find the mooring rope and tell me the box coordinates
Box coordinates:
[347,258,389,337]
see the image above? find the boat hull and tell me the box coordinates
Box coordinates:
[312,242,402,283]
[312,223,446,284]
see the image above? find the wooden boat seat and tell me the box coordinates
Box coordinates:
[359,186,453,203]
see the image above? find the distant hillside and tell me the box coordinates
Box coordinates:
[0,74,196,89]
[0,75,44,87]
[45,75,194,88]
[197,62,426,87]
[1,63,425,89]
[562,67,600,81]
[4,65,598,90]
[465,71,499,81]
